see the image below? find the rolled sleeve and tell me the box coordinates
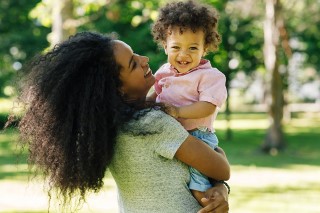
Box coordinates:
[154,112,189,159]
[154,64,171,95]
[199,70,227,108]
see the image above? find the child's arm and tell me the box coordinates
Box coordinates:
[164,101,217,119]
[146,91,157,102]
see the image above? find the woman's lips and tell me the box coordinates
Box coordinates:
[144,68,152,77]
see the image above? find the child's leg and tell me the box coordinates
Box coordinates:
[191,189,207,206]
[188,130,219,206]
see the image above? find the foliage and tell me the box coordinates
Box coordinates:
[210,1,264,75]
[216,112,320,167]
[0,0,266,96]
[284,0,320,71]
[0,0,319,99]
[78,0,168,71]
[0,0,50,97]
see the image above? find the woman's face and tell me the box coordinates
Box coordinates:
[113,40,155,102]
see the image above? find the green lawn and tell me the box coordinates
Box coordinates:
[1,108,320,212]
[215,112,320,213]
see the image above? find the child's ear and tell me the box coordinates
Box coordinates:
[162,42,168,55]
[202,47,208,57]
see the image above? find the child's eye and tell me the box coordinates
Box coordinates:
[171,46,180,49]
[190,47,198,50]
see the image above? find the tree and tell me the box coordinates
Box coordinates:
[209,0,264,140]
[0,0,49,97]
[262,0,288,153]
[51,0,74,46]
[286,0,320,72]
[30,0,108,47]
[29,0,167,69]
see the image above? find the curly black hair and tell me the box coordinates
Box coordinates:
[11,31,142,208]
[152,0,221,52]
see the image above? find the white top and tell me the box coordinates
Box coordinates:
[109,109,201,213]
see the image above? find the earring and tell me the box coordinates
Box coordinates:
[119,90,125,97]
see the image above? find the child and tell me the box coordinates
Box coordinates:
[149,0,228,206]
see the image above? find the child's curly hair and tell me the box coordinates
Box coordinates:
[152,0,221,52]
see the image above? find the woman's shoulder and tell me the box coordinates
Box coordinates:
[134,108,176,127]
[122,108,181,135]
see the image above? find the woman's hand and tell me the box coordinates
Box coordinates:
[197,183,229,213]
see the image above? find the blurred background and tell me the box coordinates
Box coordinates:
[0,0,319,212]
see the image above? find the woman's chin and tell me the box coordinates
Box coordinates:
[146,74,155,85]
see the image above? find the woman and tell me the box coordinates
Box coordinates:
[12,32,230,212]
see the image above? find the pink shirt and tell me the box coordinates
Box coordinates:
[154,59,227,132]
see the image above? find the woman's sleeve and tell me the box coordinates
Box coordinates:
[152,111,189,160]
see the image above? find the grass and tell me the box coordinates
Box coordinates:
[216,112,320,167]
[1,104,320,212]
[215,112,320,213]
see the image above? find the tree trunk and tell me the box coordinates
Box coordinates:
[224,68,232,141]
[51,0,74,46]
[262,0,286,153]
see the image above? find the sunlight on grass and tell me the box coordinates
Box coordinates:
[286,117,320,133]
[229,165,320,213]
[230,185,320,213]
[215,119,269,130]
[0,164,28,172]
[0,178,119,213]
[1,112,319,212]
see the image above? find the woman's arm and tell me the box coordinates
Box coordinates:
[174,135,230,181]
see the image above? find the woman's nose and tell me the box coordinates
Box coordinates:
[140,55,149,66]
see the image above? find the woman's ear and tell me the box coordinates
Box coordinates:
[118,88,125,97]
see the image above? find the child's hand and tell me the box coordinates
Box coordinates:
[163,103,179,119]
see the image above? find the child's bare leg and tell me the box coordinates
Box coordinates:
[191,189,207,207]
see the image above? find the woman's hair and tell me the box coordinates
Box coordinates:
[152,0,221,52]
[12,31,137,207]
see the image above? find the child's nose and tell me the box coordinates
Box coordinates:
[179,50,188,56]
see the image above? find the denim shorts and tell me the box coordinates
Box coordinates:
[188,129,219,192]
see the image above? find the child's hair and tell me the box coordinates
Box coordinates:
[152,0,221,52]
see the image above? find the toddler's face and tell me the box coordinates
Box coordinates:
[163,27,206,74]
